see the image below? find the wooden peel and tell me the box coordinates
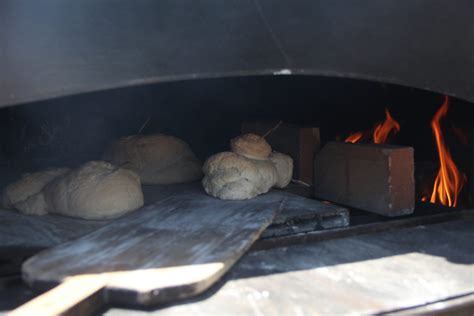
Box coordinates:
[10,275,108,316]
[10,263,226,316]
[11,188,284,314]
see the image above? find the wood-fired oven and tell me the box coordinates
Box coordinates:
[1,1,473,315]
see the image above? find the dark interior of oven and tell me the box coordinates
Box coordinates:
[1,75,472,206]
[1,75,473,314]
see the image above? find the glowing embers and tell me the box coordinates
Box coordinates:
[345,108,400,144]
[425,96,466,207]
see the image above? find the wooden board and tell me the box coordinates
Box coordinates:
[0,183,349,261]
[103,218,474,315]
[19,187,285,311]
[255,206,472,251]
[261,190,349,239]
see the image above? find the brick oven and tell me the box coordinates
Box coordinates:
[1,1,473,315]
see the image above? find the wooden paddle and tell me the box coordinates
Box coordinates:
[11,189,285,315]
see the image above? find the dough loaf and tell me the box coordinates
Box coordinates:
[230,133,272,160]
[202,152,277,200]
[2,168,70,210]
[14,161,144,220]
[269,152,293,188]
[105,134,202,185]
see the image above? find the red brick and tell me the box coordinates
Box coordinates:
[314,142,414,216]
[242,121,320,185]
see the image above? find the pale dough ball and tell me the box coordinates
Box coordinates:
[230,133,272,160]
[2,168,70,209]
[269,152,293,188]
[15,161,144,220]
[202,152,277,200]
[105,134,202,185]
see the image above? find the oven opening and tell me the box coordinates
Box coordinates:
[2,75,473,314]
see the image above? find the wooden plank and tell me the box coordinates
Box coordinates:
[261,191,349,239]
[254,208,474,251]
[0,183,349,264]
[19,187,285,310]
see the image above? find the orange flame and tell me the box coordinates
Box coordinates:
[428,96,465,207]
[345,108,400,144]
[373,109,401,144]
[345,131,364,143]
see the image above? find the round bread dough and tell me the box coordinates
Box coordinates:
[230,133,272,160]
[104,134,202,185]
[202,152,277,200]
[2,167,70,209]
[269,152,293,188]
[15,161,144,219]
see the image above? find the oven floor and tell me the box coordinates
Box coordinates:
[102,218,474,315]
[1,218,472,314]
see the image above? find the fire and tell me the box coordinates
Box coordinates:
[428,96,465,207]
[345,131,364,143]
[345,108,400,144]
[373,109,401,144]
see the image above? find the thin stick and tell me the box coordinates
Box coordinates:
[291,179,311,187]
[262,120,283,138]
[137,117,151,134]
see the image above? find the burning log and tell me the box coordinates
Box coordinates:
[314,142,415,216]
